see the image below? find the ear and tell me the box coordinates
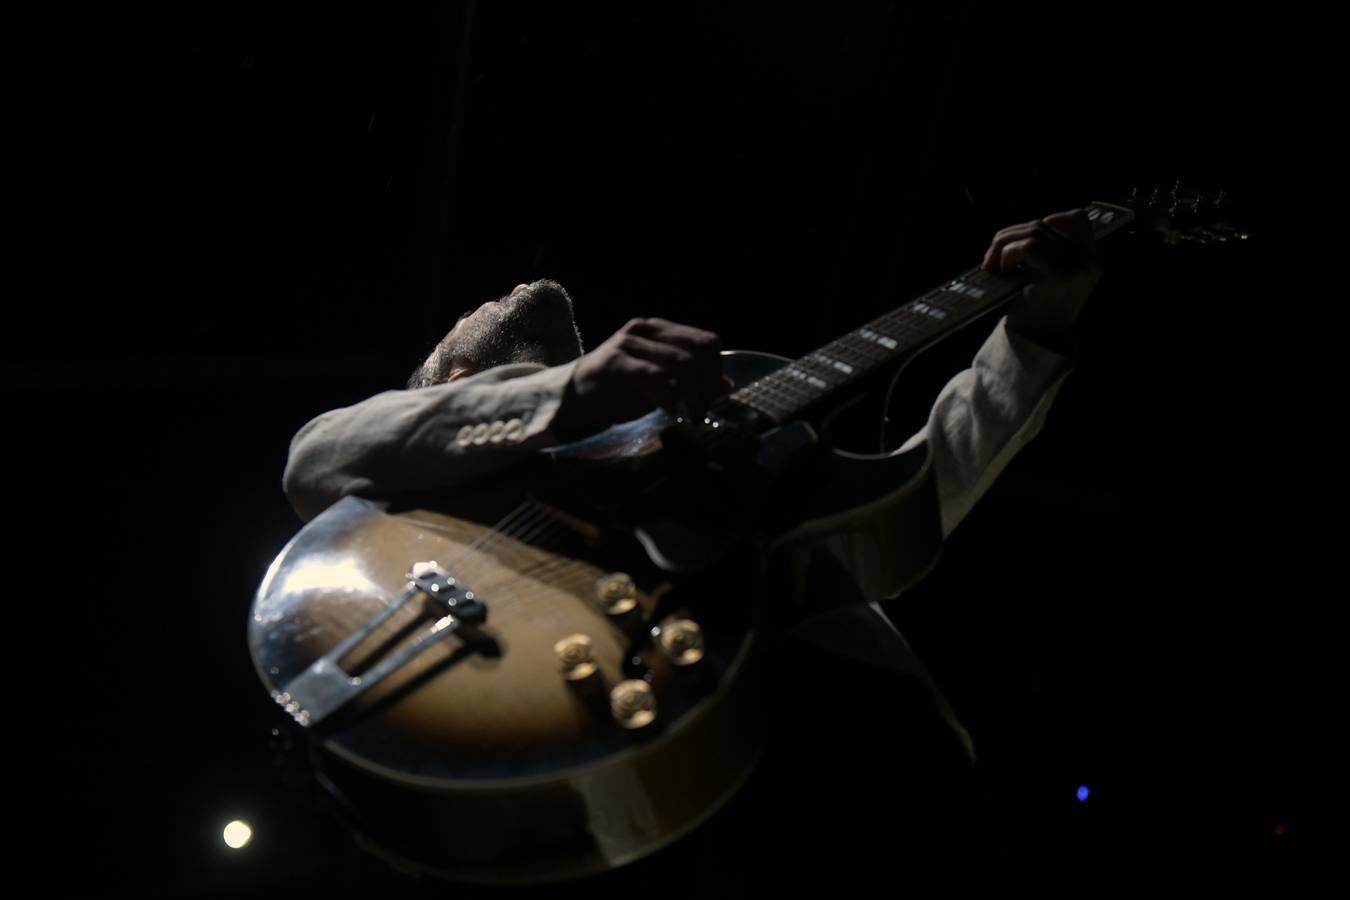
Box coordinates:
[446,367,474,382]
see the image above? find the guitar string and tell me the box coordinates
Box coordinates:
[462,510,662,634]
[464,484,652,592]
[454,507,599,600]
[445,449,638,569]
[397,497,558,595]
[450,455,614,558]
[428,498,603,616]
[435,532,596,638]
[460,497,549,553]
[467,500,575,563]
[469,539,596,601]
[424,495,633,628]
[436,496,562,570]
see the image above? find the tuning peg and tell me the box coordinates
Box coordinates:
[1167,179,1190,217]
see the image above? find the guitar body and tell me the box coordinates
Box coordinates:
[249,350,943,883]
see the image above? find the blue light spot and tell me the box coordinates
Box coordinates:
[1077,785,1091,803]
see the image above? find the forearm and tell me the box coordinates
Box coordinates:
[283,362,577,521]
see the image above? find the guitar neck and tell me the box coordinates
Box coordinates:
[726,201,1135,425]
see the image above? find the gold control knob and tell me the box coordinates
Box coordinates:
[553,634,598,683]
[596,572,638,616]
[609,679,657,729]
[656,618,704,667]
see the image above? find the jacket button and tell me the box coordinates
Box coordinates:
[488,420,506,443]
[504,418,524,441]
[455,424,474,447]
[470,423,490,445]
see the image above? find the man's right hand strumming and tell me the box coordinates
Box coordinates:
[553,317,731,439]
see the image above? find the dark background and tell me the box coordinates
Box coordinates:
[12,2,1345,893]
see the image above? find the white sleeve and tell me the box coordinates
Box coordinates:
[895,315,1076,537]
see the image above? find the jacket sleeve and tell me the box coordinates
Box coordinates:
[282,361,579,522]
[894,315,1076,537]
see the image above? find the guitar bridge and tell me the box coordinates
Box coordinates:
[272,561,486,728]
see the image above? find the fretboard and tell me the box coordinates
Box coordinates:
[728,201,1134,424]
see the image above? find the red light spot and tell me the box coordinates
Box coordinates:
[1273,825,1286,836]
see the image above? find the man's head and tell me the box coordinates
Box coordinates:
[407,279,585,388]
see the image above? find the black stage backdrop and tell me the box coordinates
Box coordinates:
[11,3,1345,893]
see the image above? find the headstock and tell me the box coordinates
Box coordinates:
[1119,179,1252,246]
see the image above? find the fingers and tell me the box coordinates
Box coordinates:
[993,237,1058,278]
[981,221,1036,272]
[1041,208,1095,248]
[625,317,722,354]
[981,208,1097,276]
[622,318,723,409]
[602,353,684,411]
[568,318,727,427]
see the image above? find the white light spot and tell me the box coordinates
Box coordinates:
[223,820,253,849]
[279,557,378,597]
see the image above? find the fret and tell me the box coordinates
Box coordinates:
[740,383,790,410]
[907,298,951,322]
[778,365,830,392]
[758,373,814,404]
[962,267,1013,291]
[857,326,900,350]
[852,323,903,346]
[949,267,1020,301]
[877,308,940,337]
[839,330,888,354]
[824,335,883,366]
[918,292,961,313]
[739,397,783,421]
[822,346,871,372]
[938,278,987,301]
[806,351,856,378]
[870,309,923,333]
[754,385,798,411]
[878,303,933,325]
[733,390,786,420]
[785,373,824,398]
[759,375,787,395]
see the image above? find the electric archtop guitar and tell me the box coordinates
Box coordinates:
[249,191,1241,883]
